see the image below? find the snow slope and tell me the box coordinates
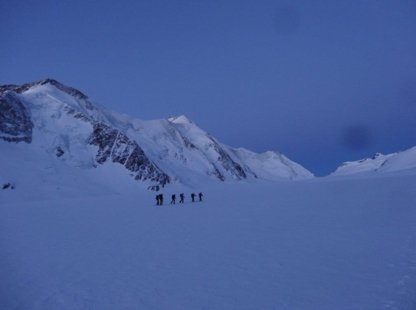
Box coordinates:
[332,146,416,176]
[230,148,313,180]
[0,79,313,189]
[1,172,416,309]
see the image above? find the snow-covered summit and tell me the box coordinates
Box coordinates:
[168,115,193,124]
[0,79,314,191]
[0,78,89,100]
[231,148,314,180]
[331,146,416,176]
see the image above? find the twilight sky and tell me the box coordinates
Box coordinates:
[1,0,416,175]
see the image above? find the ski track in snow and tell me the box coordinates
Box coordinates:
[1,173,416,310]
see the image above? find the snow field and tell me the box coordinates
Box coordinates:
[1,173,416,309]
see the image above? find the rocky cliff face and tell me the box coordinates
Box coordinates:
[207,137,248,181]
[0,91,33,143]
[88,123,170,185]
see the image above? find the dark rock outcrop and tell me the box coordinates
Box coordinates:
[88,123,170,186]
[208,137,248,180]
[0,92,33,143]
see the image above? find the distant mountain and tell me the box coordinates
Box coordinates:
[331,146,416,176]
[0,79,313,190]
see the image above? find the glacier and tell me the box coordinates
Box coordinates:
[1,171,416,309]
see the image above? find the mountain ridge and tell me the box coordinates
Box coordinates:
[0,79,314,190]
[331,146,416,176]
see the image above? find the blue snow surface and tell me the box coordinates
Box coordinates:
[1,172,416,309]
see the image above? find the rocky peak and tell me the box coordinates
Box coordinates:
[0,78,89,101]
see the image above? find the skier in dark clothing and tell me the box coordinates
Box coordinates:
[198,192,203,202]
[171,194,176,204]
[191,193,195,202]
[159,194,164,205]
[156,194,160,206]
[179,193,184,204]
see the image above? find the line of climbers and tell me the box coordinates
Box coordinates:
[155,192,203,206]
